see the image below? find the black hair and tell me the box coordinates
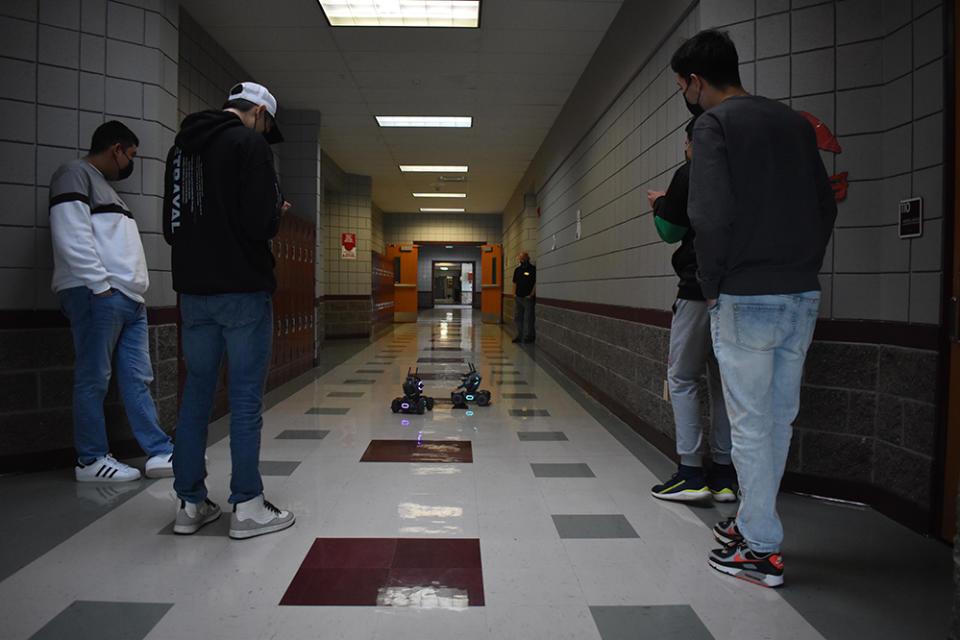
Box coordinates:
[222,98,259,112]
[88,120,139,155]
[684,115,699,141]
[670,29,742,89]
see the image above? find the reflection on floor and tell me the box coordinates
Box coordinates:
[0,308,952,640]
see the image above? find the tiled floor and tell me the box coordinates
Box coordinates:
[0,308,953,639]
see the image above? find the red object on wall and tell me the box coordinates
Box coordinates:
[797,111,842,153]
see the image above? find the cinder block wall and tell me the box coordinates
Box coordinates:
[0,0,181,471]
[528,0,947,529]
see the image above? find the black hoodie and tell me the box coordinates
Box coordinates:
[163,110,283,294]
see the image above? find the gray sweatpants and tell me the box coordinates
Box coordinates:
[667,298,731,467]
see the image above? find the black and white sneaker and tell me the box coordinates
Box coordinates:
[229,494,295,540]
[75,454,141,482]
[712,517,745,545]
[708,541,784,588]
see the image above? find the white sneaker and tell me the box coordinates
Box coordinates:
[229,494,295,539]
[75,454,141,483]
[145,453,174,478]
[174,498,222,534]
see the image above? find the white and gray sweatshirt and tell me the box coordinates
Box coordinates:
[49,158,149,303]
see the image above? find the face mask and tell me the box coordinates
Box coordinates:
[683,78,704,117]
[114,149,134,181]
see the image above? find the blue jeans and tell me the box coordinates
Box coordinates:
[709,291,820,554]
[667,299,730,467]
[172,292,272,505]
[58,287,173,464]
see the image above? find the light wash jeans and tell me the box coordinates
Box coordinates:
[172,292,272,505]
[709,291,820,554]
[58,286,173,464]
[667,298,730,467]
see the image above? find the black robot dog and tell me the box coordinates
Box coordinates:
[391,368,435,414]
[451,362,491,409]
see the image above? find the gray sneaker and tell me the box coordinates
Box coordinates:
[229,494,295,540]
[173,498,221,535]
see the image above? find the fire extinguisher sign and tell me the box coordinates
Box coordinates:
[341,232,357,260]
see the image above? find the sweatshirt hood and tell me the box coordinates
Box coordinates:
[175,110,245,153]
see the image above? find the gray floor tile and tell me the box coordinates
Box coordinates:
[531,463,594,478]
[510,409,550,417]
[305,407,350,415]
[497,380,528,385]
[28,600,173,640]
[355,369,385,374]
[276,429,330,439]
[259,460,301,476]
[491,370,522,374]
[328,391,364,398]
[502,392,537,399]
[517,431,567,441]
[342,379,376,384]
[590,605,714,640]
[552,514,639,539]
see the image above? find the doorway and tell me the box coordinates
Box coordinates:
[432,261,475,307]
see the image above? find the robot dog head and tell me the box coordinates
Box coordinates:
[403,368,424,397]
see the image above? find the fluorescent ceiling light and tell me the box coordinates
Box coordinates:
[420,207,464,212]
[399,165,468,173]
[412,193,466,198]
[377,116,472,128]
[319,0,480,28]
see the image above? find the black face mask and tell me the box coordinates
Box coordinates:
[117,158,134,180]
[683,79,704,117]
[114,149,134,181]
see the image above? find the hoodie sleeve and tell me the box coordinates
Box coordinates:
[238,135,283,241]
[49,165,112,294]
[687,114,735,300]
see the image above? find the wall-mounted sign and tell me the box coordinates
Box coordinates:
[341,232,357,259]
[898,198,923,238]
[798,111,848,201]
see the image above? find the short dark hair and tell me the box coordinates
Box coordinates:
[222,97,258,112]
[88,120,139,155]
[670,29,742,89]
[684,116,699,141]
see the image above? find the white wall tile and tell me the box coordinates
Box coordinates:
[107,1,143,44]
[0,16,38,60]
[37,105,78,147]
[909,217,942,271]
[0,99,37,143]
[791,48,835,95]
[39,0,80,29]
[836,40,883,89]
[791,3,835,52]
[837,0,884,43]
[834,272,909,321]
[912,112,941,169]
[39,25,79,67]
[38,65,78,108]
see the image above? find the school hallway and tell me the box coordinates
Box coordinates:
[0,307,951,640]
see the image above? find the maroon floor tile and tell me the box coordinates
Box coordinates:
[386,568,485,606]
[394,538,482,569]
[300,538,397,569]
[360,439,473,463]
[280,568,389,606]
[281,538,485,607]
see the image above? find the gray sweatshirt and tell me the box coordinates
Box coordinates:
[687,95,837,300]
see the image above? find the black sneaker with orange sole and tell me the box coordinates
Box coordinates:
[708,541,784,587]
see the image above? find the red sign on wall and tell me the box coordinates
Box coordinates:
[341,232,357,260]
[798,111,848,201]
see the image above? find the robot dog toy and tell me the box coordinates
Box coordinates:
[391,368,435,414]
[451,362,491,409]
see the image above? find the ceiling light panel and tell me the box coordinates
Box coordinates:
[319,1,480,28]
[412,193,466,198]
[399,165,468,172]
[377,116,472,127]
[420,208,465,212]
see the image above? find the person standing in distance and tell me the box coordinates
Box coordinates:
[647,116,735,504]
[512,251,536,344]
[50,121,175,483]
[163,82,293,539]
[672,30,837,587]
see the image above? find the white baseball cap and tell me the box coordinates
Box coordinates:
[227,81,283,143]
